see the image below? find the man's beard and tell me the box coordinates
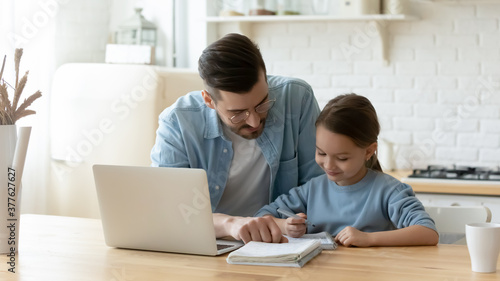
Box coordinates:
[228,118,266,140]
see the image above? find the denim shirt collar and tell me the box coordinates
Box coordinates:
[204,107,223,140]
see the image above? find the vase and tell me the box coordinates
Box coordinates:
[0,125,31,254]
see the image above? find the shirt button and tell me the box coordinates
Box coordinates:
[223,149,228,153]
[215,185,220,190]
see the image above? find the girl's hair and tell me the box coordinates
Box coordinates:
[316,93,383,172]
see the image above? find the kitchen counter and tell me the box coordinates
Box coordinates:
[387,170,500,196]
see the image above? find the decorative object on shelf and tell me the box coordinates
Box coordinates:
[108,7,156,64]
[249,0,277,15]
[116,7,157,46]
[339,0,381,16]
[204,2,419,65]
[218,0,248,16]
[105,44,155,65]
[311,0,331,15]
[278,0,300,15]
[0,49,40,254]
[382,0,408,15]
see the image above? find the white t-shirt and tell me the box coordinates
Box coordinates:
[215,126,271,217]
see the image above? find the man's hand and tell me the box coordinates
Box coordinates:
[284,213,307,238]
[214,214,288,244]
[233,216,288,244]
[334,226,372,247]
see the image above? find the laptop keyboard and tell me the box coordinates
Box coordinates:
[217,244,233,251]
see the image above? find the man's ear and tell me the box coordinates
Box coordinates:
[202,90,215,109]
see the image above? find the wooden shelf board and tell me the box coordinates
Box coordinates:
[205,14,419,23]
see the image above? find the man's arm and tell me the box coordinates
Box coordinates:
[213,213,288,243]
[151,112,191,168]
[296,85,323,184]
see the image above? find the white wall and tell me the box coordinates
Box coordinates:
[2,0,176,217]
[54,0,110,66]
[212,1,500,170]
[0,0,111,215]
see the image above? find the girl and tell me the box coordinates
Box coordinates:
[255,94,439,247]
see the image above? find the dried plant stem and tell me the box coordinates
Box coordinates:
[0,85,14,125]
[0,83,11,112]
[0,48,41,125]
[14,109,36,121]
[14,49,23,88]
[14,90,41,118]
[0,112,5,125]
[0,102,7,124]
[0,55,5,82]
[1,83,15,125]
[13,71,28,111]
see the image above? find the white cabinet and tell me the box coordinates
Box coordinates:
[416,193,500,223]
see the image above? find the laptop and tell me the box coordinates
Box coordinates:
[92,164,243,256]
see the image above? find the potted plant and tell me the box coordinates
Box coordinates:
[0,48,42,254]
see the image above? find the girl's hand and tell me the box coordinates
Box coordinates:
[284,213,308,238]
[335,226,372,247]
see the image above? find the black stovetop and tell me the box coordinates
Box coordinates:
[408,165,500,181]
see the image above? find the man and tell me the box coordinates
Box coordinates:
[151,33,323,243]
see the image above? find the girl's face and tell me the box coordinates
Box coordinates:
[315,124,377,186]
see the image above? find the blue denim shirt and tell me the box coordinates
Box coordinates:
[151,75,323,212]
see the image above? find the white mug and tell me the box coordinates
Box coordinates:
[466,222,500,273]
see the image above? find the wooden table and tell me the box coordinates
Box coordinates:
[1,214,499,280]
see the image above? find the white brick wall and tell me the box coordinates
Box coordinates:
[55,0,497,176]
[416,48,457,61]
[439,62,480,75]
[458,133,500,148]
[436,147,478,162]
[218,1,500,168]
[373,76,413,88]
[396,61,436,75]
[455,19,498,34]
[332,75,371,88]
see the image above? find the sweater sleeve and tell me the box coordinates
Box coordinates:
[254,184,310,218]
[387,183,438,232]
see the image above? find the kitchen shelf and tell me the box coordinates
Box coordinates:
[417,0,500,3]
[205,14,419,23]
[205,14,419,65]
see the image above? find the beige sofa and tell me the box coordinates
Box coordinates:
[49,63,204,218]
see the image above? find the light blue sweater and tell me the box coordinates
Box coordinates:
[255,169,437,236]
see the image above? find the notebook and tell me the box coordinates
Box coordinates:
[227,239,322,267]
[285,231,338,250]
[92,164,243,256]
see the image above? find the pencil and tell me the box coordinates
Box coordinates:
[276,208,316,227]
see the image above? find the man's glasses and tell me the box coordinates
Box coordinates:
[228,98,276,124]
